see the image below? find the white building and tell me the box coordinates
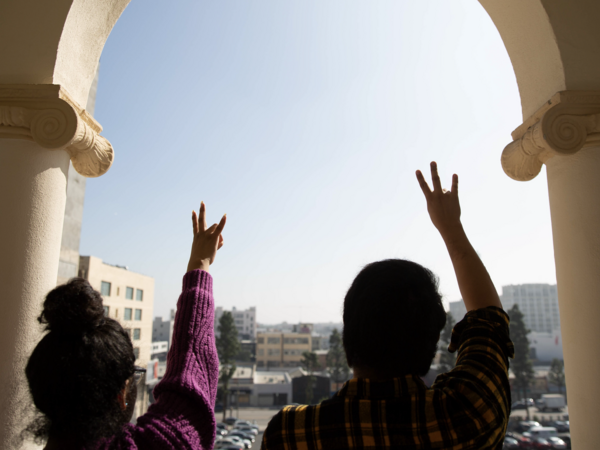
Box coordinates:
[228,365,293,407]
[501,284,560,333]
[448,300,467,321]
[153,309,175,350]
[215,306,257,341]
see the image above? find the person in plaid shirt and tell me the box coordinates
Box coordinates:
[262,162,514,450]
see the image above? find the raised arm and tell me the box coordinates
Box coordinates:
[416,162,502,312]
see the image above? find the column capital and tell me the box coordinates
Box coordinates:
[0,84,113,177]
[502,91,600,181]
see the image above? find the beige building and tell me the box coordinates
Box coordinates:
[79,256,154,420]
[79,256,155,366]
[256,332,312,368]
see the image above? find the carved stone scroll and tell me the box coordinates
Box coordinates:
[502,91,600,181]
[0,84,113,177]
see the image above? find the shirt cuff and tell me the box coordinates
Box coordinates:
[182,269,213,293]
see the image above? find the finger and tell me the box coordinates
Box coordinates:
[192,210,199,236]
[451,174,458,195]
[199,201,207,231]
[217,235,224,250]
[430,161,443,192]
[215,214,227,235]
[206,223,218,234]
[416,170,432,197]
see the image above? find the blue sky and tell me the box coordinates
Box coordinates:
[81,0,556,323]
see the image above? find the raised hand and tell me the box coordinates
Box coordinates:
[187,202,226,273]
[416,162,462,239]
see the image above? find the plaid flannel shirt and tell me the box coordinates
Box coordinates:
[262,306,514,450]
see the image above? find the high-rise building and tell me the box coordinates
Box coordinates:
[215,306,257,341]
[501,284,560,333]
[448,300,467,321]
[153,309,175,350]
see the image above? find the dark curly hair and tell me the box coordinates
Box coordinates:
[343,259,446,377]
[24,278,136,446]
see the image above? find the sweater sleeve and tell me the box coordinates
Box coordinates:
[102,270,220,450]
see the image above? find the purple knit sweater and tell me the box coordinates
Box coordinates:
[99,270,219,449]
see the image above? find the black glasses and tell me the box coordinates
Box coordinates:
[133,366,146,384]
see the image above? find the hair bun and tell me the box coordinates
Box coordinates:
[39,278,106,334]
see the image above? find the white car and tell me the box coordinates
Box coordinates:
[234,426,258,436]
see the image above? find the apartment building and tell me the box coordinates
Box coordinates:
[256,332,312,368]
[215,306,257,341]
[79,256,154,365]
[501,284,560,333]
[153,309,175,350]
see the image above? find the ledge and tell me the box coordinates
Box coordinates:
[502,91,600,181]
[0,84,113,177]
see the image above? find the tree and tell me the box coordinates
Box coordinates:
[548,358,565,396]
[301,351,320,404]
[216,311,240,421]
[438,312,456,373]
[508,304,535,420]
[326,329,350,390]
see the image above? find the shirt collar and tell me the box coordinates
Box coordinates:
[336,375,427,400]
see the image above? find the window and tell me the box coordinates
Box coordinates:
[257,337,264,344]
[101,281,111,296]
[124,308,132,321]
[125,287,134,300]
[136,289,143,301]
[268,349,280,356]
[124,328,132,337]
[133,347,140,359]
[135,309,142,321]
[103,306,109,317]
[133,328,141,340]
[267,337,280,344]
[257,349,264,356]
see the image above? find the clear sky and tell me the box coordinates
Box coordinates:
[80,0,557,324]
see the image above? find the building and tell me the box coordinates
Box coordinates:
[449,284,563,363]
[79,256,154,366]
[227,365,293,407]
[256,332,312,368]
[78,255,154,419]
[214,306,257,341]
[448,300,467,321]
[153,309,175,350]
[501,284,561,333]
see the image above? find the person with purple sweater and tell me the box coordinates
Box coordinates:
[25,202,226,449]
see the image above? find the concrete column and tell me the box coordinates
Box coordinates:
[0,140,70,448]
[546,146,600,449]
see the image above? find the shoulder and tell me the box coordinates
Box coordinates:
[263,404,326,449]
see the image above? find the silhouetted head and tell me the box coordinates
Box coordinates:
[343,259,446,378]
[25,278,137,446]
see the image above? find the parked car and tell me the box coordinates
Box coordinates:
[234,426,258,436]
[215,428,228,437]
[548,421,569,432]
[216,437,251,449]
[557,434,571,449]
[229,430,255,443]
[224,417,239,426]
[546,437,567,449]
[532,437,555,449]
[524,426,558,440]
[235,420,259,430]
[503,436,520,449]
[518,421,542,433]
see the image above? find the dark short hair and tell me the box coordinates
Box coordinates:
[25,278,135,445]
[343,259,446,376]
